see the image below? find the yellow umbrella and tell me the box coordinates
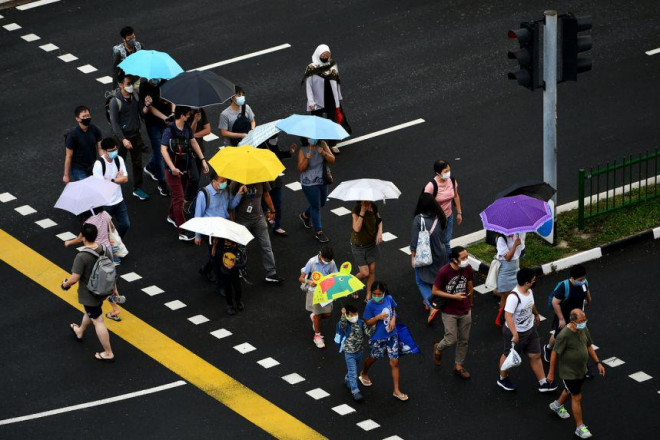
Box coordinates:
[208,145,285,184]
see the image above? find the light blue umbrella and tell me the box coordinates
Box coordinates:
[118,50,184,80]
[276,115,349,140]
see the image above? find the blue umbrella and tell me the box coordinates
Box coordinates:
[118,50,184,80]
[276,115,350,140]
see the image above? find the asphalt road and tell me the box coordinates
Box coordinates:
[0,0,658,439]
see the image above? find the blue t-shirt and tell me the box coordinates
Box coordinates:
[363,295,397,340]
[161,122,194,152]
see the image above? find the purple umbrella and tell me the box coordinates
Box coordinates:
[480,194,552,235]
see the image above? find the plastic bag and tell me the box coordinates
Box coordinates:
[109,224,128,258]
[501,342,522,371]
[484,258,501,290]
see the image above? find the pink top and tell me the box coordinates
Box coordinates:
[84,211,113,248]
[424,177,457,217]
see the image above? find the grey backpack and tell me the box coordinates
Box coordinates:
[82,245,117,297]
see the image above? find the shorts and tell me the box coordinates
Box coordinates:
[305,288,333,314]
[84,305,103,320]
[502,326,541,356]
[369,335,399,360]
[351,243,380,267]
[563,378,585,395]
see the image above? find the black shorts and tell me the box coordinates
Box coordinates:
[563,378,585,395]
[503,326,541,356]
[84,305,103,320]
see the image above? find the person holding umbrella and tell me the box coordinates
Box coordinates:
[297,139,335,243]
[350,201,383,301]
[494,232,526,311]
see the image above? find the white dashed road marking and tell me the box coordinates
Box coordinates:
[15,205,36,215]
[3,23,22,31]
[164,300,186,310]
[331,404,355,415]
[336,119,425,149]
[257,357,280,368]
[383,436,405,440]
[16,0,61,11]
[58,53,78,63]
[120,272,142,282]
[192,43,292,71]
[331,207,352,216]
[233,342,256,354]
[646,48,660,56]
[77,64,97,74]
[35,218,57,229]
[39,43,58,52]
[210,328,232,339]
[141,285,164,296]
[357,419,381,431]
[602,357,625,368]
[629,371,653,383]
[381,232,397,242]
[188,315,210,325]
[281,373,305,385]
[21,33,40,42]
[203,133,219,142]
[305,388,330,400]
[399,246,411,255]
[0,192,17,203]
[285,182,302,191]
[474,284,491,294]
[96,76,113,85]
[55,231,77,241]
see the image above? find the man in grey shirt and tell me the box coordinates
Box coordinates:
[219,86,256,146]
[61,223,116,362]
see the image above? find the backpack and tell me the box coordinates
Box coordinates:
[546,279,589,311]
[166,123,192,156]
[334,319,365,353]
[429,177,457,199]
[185,187,211,218]
[82,245,117,297]
[495,291,522,327]
[97,157,120,177]
[230,105,251,146]
[105,89,138,124]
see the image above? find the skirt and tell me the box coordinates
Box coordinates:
[497,258,519,292]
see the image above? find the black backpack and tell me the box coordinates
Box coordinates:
[166,123,192,156]
[97,157,121,176]
[105,89,138,124]
[230,105,251,146]
[185,187,211,218]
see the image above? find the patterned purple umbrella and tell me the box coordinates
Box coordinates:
[480,194,552,235]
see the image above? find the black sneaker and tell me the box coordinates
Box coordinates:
[158,184,170,197]
[178,231,195,241]
[497,377,517,391]
[226,305,236,316]
[144,166,158,182]
[299,212,311,229]
[167,216,177,228]
[542,344,551,363]
[538,380,558,393]
[315,231,329,243]
[199,268,215,283]
[265,274,284,284]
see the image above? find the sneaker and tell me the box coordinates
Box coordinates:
[432,343,443,366]
[236,301,244,312]
[353,392,364,402]
[299,212,311,229]
[265,274,284,284]
[538,380,558,393]
[226,305,236,316]
[497,377,517,391]
[157,184,170,197]
[143,166,158,182]
[132,188,150,200]
[178,231,195,241]
[543,344,552,363]
[166,216,177,228]
[427,308,439,324]
[549,401,570,419]
[113,257,121,266]
[313,334,325,349]
[575,425,593,439]
[315,231,329,243]
[199,268,215,283]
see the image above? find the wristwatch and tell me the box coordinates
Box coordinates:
[111,178,115,183]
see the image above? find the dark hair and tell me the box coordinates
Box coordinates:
[320,245,334,260]
[117,70,133,85]
[371,280,388,295]
[101,137,118,151]
[345,304,358,314]
[414,193,447,229]
[569,311,579,322]
[449,246,466,261]
[209,170,219,181]
[74,105,89,118]
[433,160,450,174]
[81,223,98,243]
[78,207,105,224]
[234,85,244,95]
[120,26,134,39]
[175,105,191,119]
[570,264,587,279]
[516,267,536,285]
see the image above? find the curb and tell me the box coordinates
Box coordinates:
[470,226,660,277]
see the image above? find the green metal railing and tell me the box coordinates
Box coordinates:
[578,149,659,229]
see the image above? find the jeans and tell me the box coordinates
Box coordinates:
[437,311,472,365]
[145,124,166,184]
[105,200,130,237]
[443,211,454,256]
[263,186,283,229]
[70,166,89,182]
[118,133,147,190]
[344,351,364,394]
[415,269,433,308]
[240,216,277,277]
[301,184,327,232]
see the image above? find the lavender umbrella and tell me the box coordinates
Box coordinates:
[480,194,552,235]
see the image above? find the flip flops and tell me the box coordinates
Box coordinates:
[392,393,409,401]
[105,312,122,322]
[94,352,115,363]
[69,323,82,342]
[358,375,372,387]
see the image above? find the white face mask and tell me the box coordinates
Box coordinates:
[347,315,358,324]
[459,259,469,268]
[124,85,134,94]
[441,171,451,179]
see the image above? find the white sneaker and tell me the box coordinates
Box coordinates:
[313,334,325,349]
[575,425,592,439]
[549,401,570,419]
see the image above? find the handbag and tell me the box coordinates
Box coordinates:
[413,216,438,268]
[322,160,333,185]
[484,258,501,290]
[109,223,128,258]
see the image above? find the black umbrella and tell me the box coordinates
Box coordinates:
[160,71,235,107]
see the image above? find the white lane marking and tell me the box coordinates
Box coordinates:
[306,388,330,400]
[35,218,57,229]
[602,357,625,367]
[399,246,411,255]
[257,357,280,368]
[77,64,97,74]
[541,248,602,275]
[474,284,491,294]
[16,0,60,10]
[381,232,397,242]
[55,231,77,241]
[0,380,186,426]
[653,227,660,240]
[234,342,257,354]
[188,314,210,325]
[203,133,219,142]
[120,272,142,282]
[331,404,355,415]
[646,48,660,56]
[281,373,305,385]
[210,328,232,339]
[76,246,85,252]
[164,300,186,310]
[629,371,653,382]
[331,206,352,216]
[141,285,164,296]
[383,436,405,440]
[0,192,17,203]
[285,182,302,191]
[3,23,22,31]
[39,43,58,52]
[591,344,599,350]
[21,33,40,42]
[336,119,425,148]
[539,315,547,322]
[357,419,381,431]
[15,205,36,215]
[96,76,113,84]
[58,53,78,62]
[192,43,292,71]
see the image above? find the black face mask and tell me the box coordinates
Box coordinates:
[80,118,91,127]
[319,57,329,63]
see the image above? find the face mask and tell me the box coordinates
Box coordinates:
[218,181,227,190]
[372,295,384,303]
[235,96,245,106]
[574,279,586,286]
[108,150,119,159]
[267,137,278,146]
[308,138,318,145]
[347,315,358,324]
[80,118,91,127]
[576,321,587,330]
[149,78,161,86]
[319,257,330,265]
[459,259,469,268]
[441,171,451,179]
[124,85,134,94]
[127,38,136,48]
[320,56,329,63]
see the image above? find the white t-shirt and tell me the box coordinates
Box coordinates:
[504,286,535,332]
[496,233,526,260]
[92,156,126,206]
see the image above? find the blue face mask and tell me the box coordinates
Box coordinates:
[308,139,318,145]
[218,181,227,190]
[574,279,587,287]
[108,150,119,159]
[372,295,384,303]
[576,321,587,330]
[235,96,245,106]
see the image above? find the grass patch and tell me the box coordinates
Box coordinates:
[468,185,660,268]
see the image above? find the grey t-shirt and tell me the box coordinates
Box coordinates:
[300,146,324,186]
[218,104,255,146]
[230,182,271,223]
[71,244,107,307]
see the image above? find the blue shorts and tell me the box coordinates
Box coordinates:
[369,335,399,360]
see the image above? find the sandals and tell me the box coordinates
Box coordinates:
[94,352,115,363]
[70,323,82,342]
[392,393,409,401]
[358,374,372,387]
[454,366,471,380]
[433,343,443,366]
[105,312,121,322]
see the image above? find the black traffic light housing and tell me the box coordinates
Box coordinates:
[560,13,592,81]
[507,22,542,91]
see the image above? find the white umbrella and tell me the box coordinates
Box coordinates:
[328,179,402,202]
[180,217,254,246]
[238,120,281,147]
[54,177,119,215]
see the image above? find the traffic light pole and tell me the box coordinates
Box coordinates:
[543,10,558,242]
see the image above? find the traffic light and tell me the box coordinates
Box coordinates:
[560,14,592,81]
[507,22,542,90]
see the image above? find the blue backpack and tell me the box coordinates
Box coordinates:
[334,320,364,353]
[547,279,588,311]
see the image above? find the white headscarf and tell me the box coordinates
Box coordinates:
[311,44,331,67]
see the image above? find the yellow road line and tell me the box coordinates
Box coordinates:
[0,229,326,440]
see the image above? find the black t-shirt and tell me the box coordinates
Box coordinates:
[193,109,209,154]
[139,82,172,127]
[553,281,589,316]
[66,124,102,170]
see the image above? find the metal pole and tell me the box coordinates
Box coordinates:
[543,10,558,241]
